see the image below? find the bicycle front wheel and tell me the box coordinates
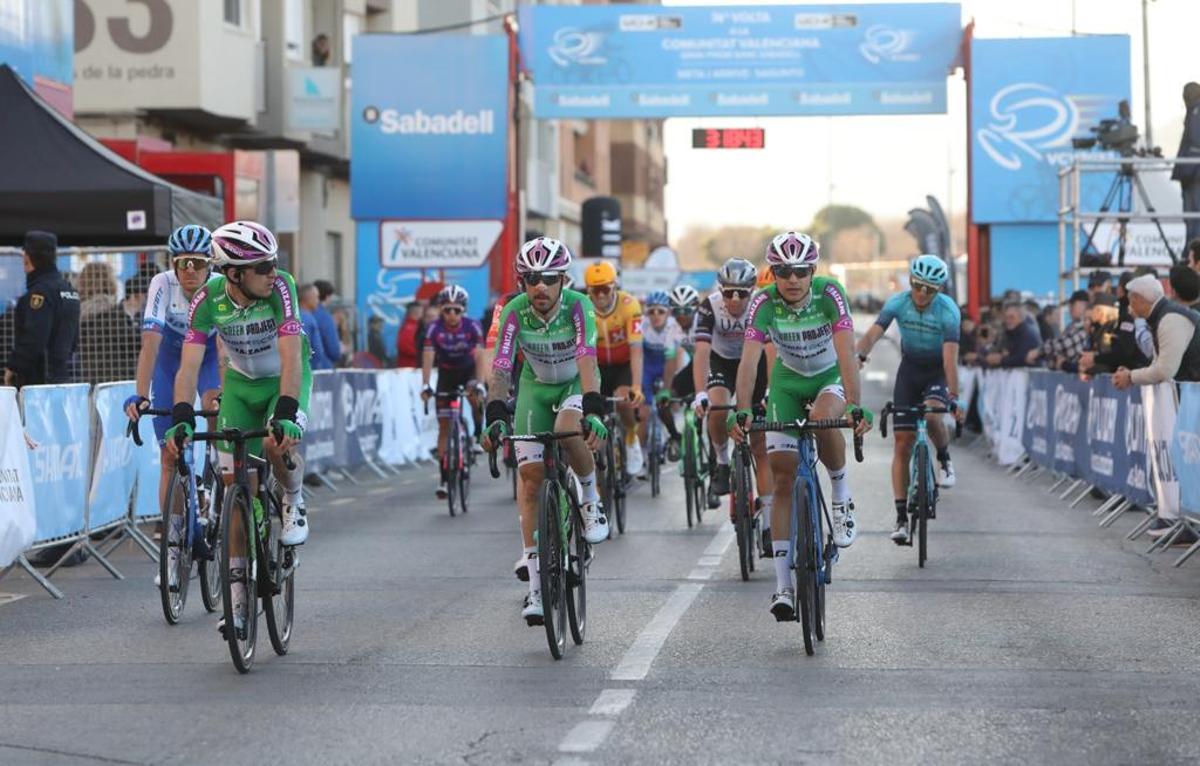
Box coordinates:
[446,426,459,517]
[649,420,661,498]
[199,476,223,613]
[682,423,697,528]
[916,444,930,568]
[263,494,296,656]
[790,476,817,656]
[733,448,754,582]
[566,497,588,646]
[613,434,628,534]
[220,486,258,673]
[458,424,471,514]
[538,480,568,659]
[158,473,192,625]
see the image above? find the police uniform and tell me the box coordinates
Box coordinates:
[4,231,80,386]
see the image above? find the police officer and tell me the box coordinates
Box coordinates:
[3,231,80,387]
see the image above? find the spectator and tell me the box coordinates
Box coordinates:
[1172,82,1200,244]
[3,230,80,387]
[331,307,354,364]
[312,279,343,368]
[959,312,979,360]
[984,302,1041,368]
[1114,274,1200,387]
[367,316,390,366]
[123,274,151,322]
[1170,263,1200,309]
[76,261,140,385]
[311,33,331,66]
[1028,290,1089,370]
[1037,303,1060,342]
[1087,270,1113,301]
[298,283,331,370]
[1187,239,1200,273]
[395,302,424,368]
[1081,271,1152,376]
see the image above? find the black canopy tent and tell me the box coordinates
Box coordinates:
[0,64,222,247]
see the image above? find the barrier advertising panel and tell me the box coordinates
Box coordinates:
[20,384,90,542]
[0,387,35,566]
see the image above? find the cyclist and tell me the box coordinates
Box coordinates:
[729,232,872,621]
[639,289,681,465]
[653,284,701,458]
[421,285,485,499]
[585,260,646,475]
[165,221,312,634]
[692,258,770,512]
[855,254,962,544]
[124,225,222,586]
[482,237,610,625]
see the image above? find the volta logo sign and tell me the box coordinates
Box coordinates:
[859,25,917,64]
[976,82,1113,172]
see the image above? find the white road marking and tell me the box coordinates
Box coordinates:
[558,720,616,754]
[329,497,355,507]
[589,689,637,717]
[611,583,704,681]
[0,593,26,608]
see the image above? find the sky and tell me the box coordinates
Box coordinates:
[662,0,1197,241]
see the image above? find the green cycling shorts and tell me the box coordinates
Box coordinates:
[217,365,313,458]
[514,367,583,435]
[766,362,843,424]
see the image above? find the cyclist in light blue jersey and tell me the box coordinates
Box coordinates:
[856,255,963,543]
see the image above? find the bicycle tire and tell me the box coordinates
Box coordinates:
[649,416,661,498]
[263,494,295,656]
[682,422,697,528]
[458,420,471,514]
[446,426,459,517]
[538,480,567,659]
[916,444,929,568]
[199,471,223,613]
[733,448,753,582]
[814,497,830,642]
[158,473,191,625]
[791,476,816,656]
[601,437,617,539]
[566,496,588,645]
[614,433,627,534]
[220,486,257,674]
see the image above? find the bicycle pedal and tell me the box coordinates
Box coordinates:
[524,614,545,627]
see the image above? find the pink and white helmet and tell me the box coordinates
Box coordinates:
[516,237,573,274]
[211,221,279,268]
[766,231,819,267]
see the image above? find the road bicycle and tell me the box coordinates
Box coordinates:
[490,431,591,660]
[713,404,758,581]
[598,396,630,537]
[646,384,666,499]
[746,414,864,656]
[183,425,299,674]
[128,407,222,624]
[427,385,476,517]
[880,402,960,568]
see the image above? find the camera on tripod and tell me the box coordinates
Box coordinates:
[1070,100,1162,158]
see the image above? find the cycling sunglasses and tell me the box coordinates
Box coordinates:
[588,284,614,295]
[912,281,940,295]
[441,305,464,315]
[522,273,561,287]
[721,288,752,300]
[647,306,669,315]
[771,264,813,280]
[245,257,278,275]
[173,256,210,272]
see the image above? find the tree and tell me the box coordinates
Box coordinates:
[806,205,884,262]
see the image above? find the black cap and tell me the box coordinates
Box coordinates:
[1092,293,1118,308]
[1088,270,1112,287]
[1068,289,1089,303]
[23,230,56,258]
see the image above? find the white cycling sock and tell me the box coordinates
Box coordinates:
[715,440,730,465]
[230,556,248,608]
[828,465,850,504]
[527,552,540,596]
[577,470,600,503]
[281,469,303,506]
[760,495,773,531]
[772,540,792,592]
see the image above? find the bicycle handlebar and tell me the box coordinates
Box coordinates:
[879,401,962,440]
[487,430,585,478]
[181,423,297,471]
[125,408,219,446]
[748,417,865,463]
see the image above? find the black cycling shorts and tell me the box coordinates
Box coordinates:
[892,357,950,431]
[599,362,633,398]
[707,352,767,404]
[671,359,695,399]
[436,367,475,415]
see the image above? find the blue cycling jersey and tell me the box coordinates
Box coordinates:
[875,291,960,364]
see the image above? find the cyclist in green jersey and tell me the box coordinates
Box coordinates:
[165,221,311,633]
[730,232,872,621]
[482,237,610,625]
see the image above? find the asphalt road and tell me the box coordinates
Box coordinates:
[3,339,1200,765]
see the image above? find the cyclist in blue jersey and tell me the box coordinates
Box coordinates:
[638,290,681,470]
[856,254,963,544]
[124,225,223,582]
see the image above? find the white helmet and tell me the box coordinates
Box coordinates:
[516,237,573,274]
[766,232,819,267]
[210,221,278,268]
[669,284,700,310]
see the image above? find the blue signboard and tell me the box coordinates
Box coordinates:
[519,3,962,118]
[350,34,509,220]
[0,0,73,90]
[970,35,1131,224]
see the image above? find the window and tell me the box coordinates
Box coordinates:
[343,12,362,65]
[224,0,242,27]
[326,232,343,291]
[285,0,304,61]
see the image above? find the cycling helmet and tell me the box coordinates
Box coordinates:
[910,254,949,287]
[437,285,469,309]
[210,221,278,267]
[168,224,212,256]
[766,231,819,266]
[717,257,757,288]
[644,289,670,307]
[516,237,572,274]
[584,259,619,287]
[669,284,700,310]
[757,265,775,289]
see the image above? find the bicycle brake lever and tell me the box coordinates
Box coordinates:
[127,417,143,447]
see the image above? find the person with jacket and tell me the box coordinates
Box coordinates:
[1080,272,1151,375]
[1114,275,1200,388]
[76,261,140,385]
[1172,82,1200,244]
[312,279,343,367]
[3,230,80,387]
[1170,263,1200,310]
[299,283,331,369]
[983,302,1040,368]
[395,301,424,368]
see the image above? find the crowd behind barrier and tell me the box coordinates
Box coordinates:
[0,368,442,598]
[966,364,1200,565]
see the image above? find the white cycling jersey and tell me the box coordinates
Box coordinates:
[693,291,751,360]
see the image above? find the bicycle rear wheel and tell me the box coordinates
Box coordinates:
[566,498,588,645]
[220,486,258,673]
[733,448,753,581]
[791,476,817,656]
[158,473,192,625]
[538,480,568,659]
[649,419,661,498]
[600,438,617,539]
[814,496,830,642]
[613,434,628,534]
[199,474,223,613]
[916,444,929,568]
[263,494,296,656]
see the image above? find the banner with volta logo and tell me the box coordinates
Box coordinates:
[970,35,1131,224]
[519,3,962,118]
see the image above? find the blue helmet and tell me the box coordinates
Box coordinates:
[910,254,948,287]
[168,224,212,256]
[644,289,670,307]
